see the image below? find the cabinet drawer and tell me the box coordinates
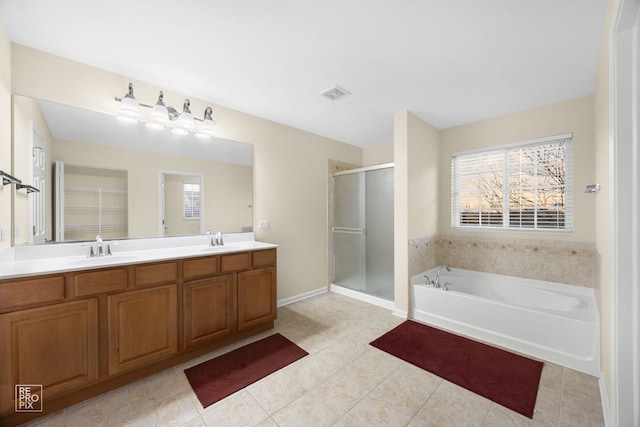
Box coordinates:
[135,262,178,287]
[183,256,218,280]
[252,249,276,268]
[220,252,251,272]
[73,268,128,297]
[0,276,65,310]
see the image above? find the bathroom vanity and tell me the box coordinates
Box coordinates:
[0,237,277,426]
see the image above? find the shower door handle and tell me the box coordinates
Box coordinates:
[332,227,365,235]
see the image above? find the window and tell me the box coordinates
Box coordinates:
[451,133,572,232]
[183,182,200,220]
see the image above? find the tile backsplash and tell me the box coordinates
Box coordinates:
[409,234,595,288]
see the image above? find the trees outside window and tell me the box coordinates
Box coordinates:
[452,134,572,232]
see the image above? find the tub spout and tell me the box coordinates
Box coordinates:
[434,265,451,288]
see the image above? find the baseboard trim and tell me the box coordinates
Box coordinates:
[393,309,408,319]
[277,287,327,307]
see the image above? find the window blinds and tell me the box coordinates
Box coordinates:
[183,182,201,220]
[452,133,573,232]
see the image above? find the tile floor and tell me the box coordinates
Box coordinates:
[23,292,605,426]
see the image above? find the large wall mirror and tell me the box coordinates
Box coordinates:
[12,95,253,245]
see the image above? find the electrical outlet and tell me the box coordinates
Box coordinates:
[0,228,7,241]
[258,220,269,229]
[14,227,20,238]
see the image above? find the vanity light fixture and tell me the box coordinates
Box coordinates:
[118,83,141,120]
[116,84,216,137]
[150,91,169,123]
[178,99,194,129]
[195,107,216,139]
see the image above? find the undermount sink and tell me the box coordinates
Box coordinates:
[201,245,233,252]
[201,242,257,252]
[67,255,141,265]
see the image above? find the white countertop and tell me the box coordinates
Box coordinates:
[0,234,277,280]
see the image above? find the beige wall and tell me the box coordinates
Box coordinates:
[439,96,596,243]
[362,141,393,166]
[408,113,439,239]
[594,0,615,405]
[0,26,11,250]
[11,44,362,300]
[394,111,440,313]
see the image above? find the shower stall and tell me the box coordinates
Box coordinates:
[332,163,394,302]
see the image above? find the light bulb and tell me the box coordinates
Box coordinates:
[118,83,140,117]
[199,107,216,136]
[150,91,169,123]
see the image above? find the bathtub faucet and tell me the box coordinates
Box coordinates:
[434,265,451,288]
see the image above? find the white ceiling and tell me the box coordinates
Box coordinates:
[0,0,607,148]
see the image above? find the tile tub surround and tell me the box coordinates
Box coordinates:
[408,236,438,277]
[409,235,596,288]
[21,292,604,427]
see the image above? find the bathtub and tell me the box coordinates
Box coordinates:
[411,267,600,376]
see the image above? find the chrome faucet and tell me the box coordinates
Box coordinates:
[88,235,112,257]
[208,231,224,246]
[434,265,451,288]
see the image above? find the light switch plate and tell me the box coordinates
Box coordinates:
[0,228,7,241]
[258,220,269,229]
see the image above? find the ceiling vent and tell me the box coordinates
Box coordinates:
[320,85,351,101]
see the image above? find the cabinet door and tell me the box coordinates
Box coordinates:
[0,299,98,414]
[183,275,236,349]
[107,285,178,375]
[237,267,276,331]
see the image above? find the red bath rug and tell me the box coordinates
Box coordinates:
[370,320,543,418]
[184,333,308,408]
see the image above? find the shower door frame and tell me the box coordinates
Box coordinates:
[329,162,394,308]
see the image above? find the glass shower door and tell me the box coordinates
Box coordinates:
[333,172,366,292]
[363,167,394,299]
[332,166,394,300]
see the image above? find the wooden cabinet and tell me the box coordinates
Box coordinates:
[135,261,178,287]
[183,256,218,280]
[73,267,127,297]
[107,285,178,375]
[0,246,276,425]
[0,275,65,312]
[221,252,251,272]
[183,274,236,349]
[0,299,98,414]
[238,267,277,331]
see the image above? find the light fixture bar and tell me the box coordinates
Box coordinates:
[114,96,208,122]
[115,84,217,138]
